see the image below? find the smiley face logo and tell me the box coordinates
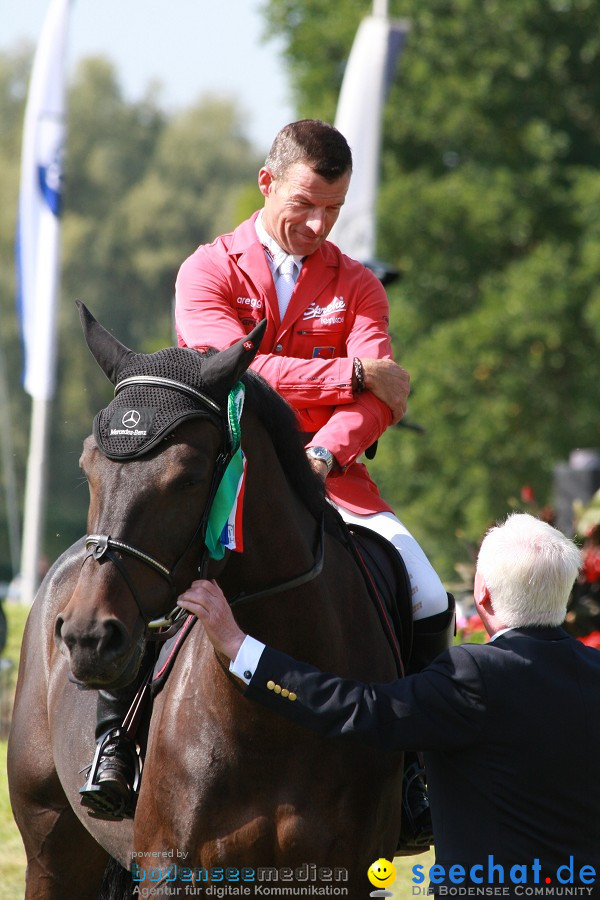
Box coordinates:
[367,857,397,888]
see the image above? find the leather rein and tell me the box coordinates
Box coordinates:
[82,376,324,637]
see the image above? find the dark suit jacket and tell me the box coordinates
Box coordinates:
[246,627,600,896]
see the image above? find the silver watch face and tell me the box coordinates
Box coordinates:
[308,447,333,471]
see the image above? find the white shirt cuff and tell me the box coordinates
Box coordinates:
[229,635,266,685]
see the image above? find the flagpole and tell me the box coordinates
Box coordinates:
[0,340,20,577]
[20,399,52,603]
[17,0,71,604]
[329,3,410,268]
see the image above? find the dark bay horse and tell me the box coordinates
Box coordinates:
[8,304,404,898]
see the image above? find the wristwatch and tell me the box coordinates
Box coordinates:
[306,446,334,474]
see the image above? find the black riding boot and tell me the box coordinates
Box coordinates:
[407,593,457,675]
[79,686,143,821]
[397,595,456,855]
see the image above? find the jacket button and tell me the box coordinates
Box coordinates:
[289,692,297,702]
[275,343,283,352]
[267,680,275,691]
[281,688,289,698]
[274,684,282,694]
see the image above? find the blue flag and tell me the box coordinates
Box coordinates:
[16,0,70,399]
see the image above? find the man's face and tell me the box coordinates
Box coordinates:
[258,161,351,257]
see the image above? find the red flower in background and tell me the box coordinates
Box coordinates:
[582,546,600,584]
[520,485,535,504]
[580,631,600,649]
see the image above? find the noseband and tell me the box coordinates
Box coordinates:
[83,376,233,634]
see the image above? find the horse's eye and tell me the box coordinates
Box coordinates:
[176,476,205,491]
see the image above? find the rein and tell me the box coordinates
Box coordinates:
[228,515,324,609]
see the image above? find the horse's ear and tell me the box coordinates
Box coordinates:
[202,319,267,396]
[77,300,136,385]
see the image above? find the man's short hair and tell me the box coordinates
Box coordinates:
[265,120,353,182]
[476,513,581,627]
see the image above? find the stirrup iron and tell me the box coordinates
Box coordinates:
[79,726,142,821]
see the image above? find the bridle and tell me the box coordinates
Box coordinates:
[83,376,232,635]
[82,375,325,636]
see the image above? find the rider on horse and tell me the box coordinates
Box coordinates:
[80,120,455,842]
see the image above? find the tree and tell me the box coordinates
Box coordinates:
[0,47,35,581]
[0,49,261,577]
[263,0,600,576]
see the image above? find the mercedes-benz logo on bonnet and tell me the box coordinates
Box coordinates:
[122,409,141,428]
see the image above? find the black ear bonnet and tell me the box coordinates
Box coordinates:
[94,346,224,460]
[77,301,266,461]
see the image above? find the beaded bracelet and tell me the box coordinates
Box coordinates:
[353,357,365,394]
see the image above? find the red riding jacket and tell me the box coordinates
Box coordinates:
[175,212,394,515]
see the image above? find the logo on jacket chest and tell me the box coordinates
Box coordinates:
[236,296,263,310]
[303,297,346,326]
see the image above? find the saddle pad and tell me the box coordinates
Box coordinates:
[347,523,413,673]
[152,614,197,696]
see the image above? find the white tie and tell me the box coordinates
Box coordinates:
[275,256,297,318]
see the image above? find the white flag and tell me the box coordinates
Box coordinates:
[16,0,71,399]
[329,10,409,263]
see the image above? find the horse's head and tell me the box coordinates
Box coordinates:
[54,302,266,689]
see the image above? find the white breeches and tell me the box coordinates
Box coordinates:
[335,507,448,621]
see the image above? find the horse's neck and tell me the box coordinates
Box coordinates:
[213,423,399,682]
[219,434,319,597]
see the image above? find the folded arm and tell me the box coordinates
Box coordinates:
[175,252,409,431]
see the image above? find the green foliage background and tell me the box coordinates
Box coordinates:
[264,0,600,575]
[2,0,600,583]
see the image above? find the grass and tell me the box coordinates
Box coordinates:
[392,848,436,897]
[1,601,29,899]
[0,739,27,897]
[0,601,437,899]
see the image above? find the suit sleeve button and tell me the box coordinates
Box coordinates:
[274,684,282,694]
[289,692,297,702]
[281,688,289,698]
[267,680,275,691]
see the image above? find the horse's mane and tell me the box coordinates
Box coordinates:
[241,369,336,526]
[196,348,338,527]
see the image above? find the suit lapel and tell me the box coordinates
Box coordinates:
[229,215,281,332]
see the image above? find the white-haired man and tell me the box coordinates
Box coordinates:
[178,513,600,897]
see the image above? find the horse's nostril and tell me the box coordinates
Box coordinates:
[97,618,130,660]
[54,614,130,664]
[54,615,65,647]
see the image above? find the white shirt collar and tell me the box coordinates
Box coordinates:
[489,626,517,642]
[255,211,304,274]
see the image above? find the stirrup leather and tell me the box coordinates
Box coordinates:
[79,727,142,821]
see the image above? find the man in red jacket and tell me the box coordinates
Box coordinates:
[175,118,450,629]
